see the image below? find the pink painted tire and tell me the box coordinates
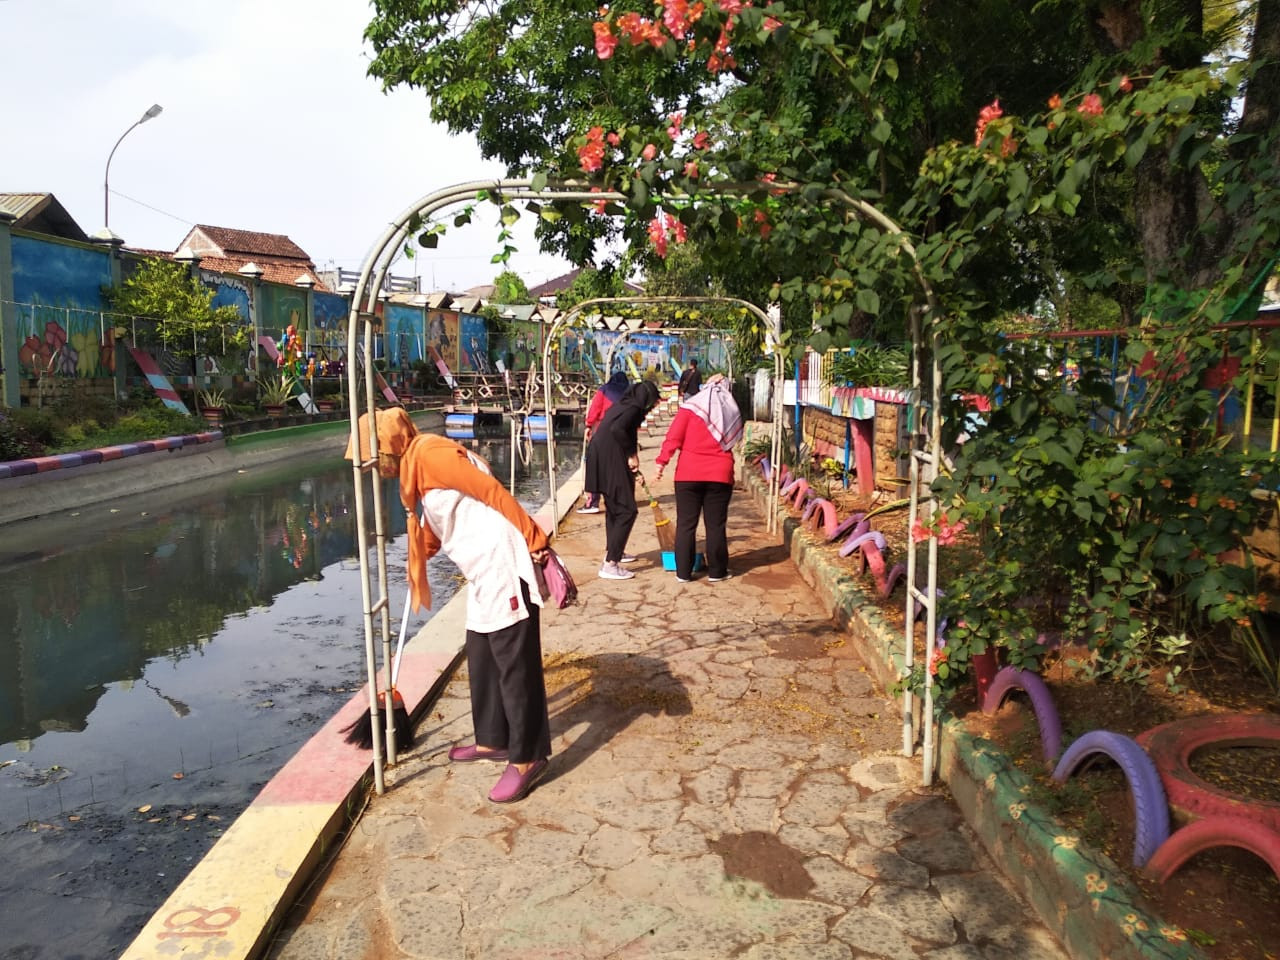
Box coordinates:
[1135,713,1280,831]
[982,667,1062,764]
[1144,816,1280,885]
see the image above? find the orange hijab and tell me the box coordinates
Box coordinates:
[343,407,418,464]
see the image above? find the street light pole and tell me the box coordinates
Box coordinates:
[103,103,163,231]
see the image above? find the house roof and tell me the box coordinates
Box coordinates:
[0,193,90,243]
[194,255,327,289]
[527,266,645,302]
[174,224,328,290]
[180,224,311,261]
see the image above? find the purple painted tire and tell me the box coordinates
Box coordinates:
[1052,730,1170,867]
[982,667,1063,763]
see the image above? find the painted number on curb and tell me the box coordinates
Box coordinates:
[157,906,242,939]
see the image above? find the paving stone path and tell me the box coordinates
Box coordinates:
[269,449,1070,960]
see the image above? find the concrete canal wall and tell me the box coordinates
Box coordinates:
[0,411,444,528]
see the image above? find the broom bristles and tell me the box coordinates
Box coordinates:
[652,503,676,551]
[340,689,413,750]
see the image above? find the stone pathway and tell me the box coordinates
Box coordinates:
[268,450,1069,960]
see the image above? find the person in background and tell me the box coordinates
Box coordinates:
[577,371,629,514]
[654,374,743,583]
[584,380,661,580]
[678,358,702,401]
[398,433,553,804]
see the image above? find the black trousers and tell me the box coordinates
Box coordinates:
[674,480,733,578]
[465,581,551,764]
[604,487,638,563]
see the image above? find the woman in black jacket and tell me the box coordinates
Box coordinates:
[583,381,660,580]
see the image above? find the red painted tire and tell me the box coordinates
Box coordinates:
[1135,713,1280,831]
[1144,816,1280,885]
[1052,730,1170,867]
[982,667,1063,764]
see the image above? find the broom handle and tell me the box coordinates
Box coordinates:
[390,588,413,688]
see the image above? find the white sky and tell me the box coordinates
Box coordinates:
[0,0,574,293]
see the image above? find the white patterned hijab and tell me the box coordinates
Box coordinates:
[683,378,743,451]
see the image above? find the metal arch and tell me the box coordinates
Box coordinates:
[345,177,945,792]
[537,295,779,539]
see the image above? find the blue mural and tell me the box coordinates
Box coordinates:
[11,235,114,377]
[384,304,422,370]
[201,271,251,323]
[459,312,492,373]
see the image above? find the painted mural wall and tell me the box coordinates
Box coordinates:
[312,292,347,358]
[384,303,423,371]
[425,310,460,374]
[10,234,115,377]
[458,312,491,373]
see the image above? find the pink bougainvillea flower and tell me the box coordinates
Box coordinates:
[667,214,688,244]
[691,130,710,149]
[719,0,743,12]
[936,517,967,546]
[753,208,771,239]
[683,159,700,178]
[1118,75,1133,93]
[606,131,621,146]
[590,186,609,214]
[1077,92,1103,116]
[648,215,669,258]
[974,98,1002,145]
[662,0,693,38]
[911,521,931,542]
[1048,93,1062,110]
[578,126,606,172]
[593,20,618,59]
[667,112,684,138]
[641,142,658,161]
[1000,136,1018,158]
[764,15,782,31]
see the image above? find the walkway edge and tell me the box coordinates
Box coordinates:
[743,469,1205,960]
[117,462,584,960]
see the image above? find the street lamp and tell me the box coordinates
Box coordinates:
[103,103,163,230]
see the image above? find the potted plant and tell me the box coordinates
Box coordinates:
[198,387,228,427]
[259,373,295,416]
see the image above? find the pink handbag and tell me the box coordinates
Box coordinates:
[535,549,578,608]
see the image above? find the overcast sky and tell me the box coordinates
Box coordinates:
[1,0,574,292]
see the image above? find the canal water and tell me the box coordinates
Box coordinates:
[0,437,580,959]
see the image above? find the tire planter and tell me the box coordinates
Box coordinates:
[1135,712,1280,831]
[1144,816,1280,885]
[981,667,1063,764]
[1052,730,1171,868]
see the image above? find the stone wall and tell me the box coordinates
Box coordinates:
[803,402,910,492]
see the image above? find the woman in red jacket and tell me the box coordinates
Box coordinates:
[654,374,743,582]
[577,371,629,514]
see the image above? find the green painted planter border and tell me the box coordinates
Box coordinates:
[743,465,1206,960]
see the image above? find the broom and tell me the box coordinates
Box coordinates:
[341,590,414,750]
[638,474,676,552]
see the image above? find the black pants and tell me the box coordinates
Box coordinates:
[465,581,551,764]
[674,480,733,578]
[604,485,638,563]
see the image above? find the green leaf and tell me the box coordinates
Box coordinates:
[530,171,548,193]
[871,120,891,143]
[855,0,872,23]
[855,288,880,315]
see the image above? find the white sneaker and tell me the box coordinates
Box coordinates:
[598,561,635,581]
[619,554,637,564]
[675,575,692,583]
[709,573,733,583]
[577,505,601,514]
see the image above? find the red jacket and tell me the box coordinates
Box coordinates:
[655,407,735,484]
[585,389,614,430]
